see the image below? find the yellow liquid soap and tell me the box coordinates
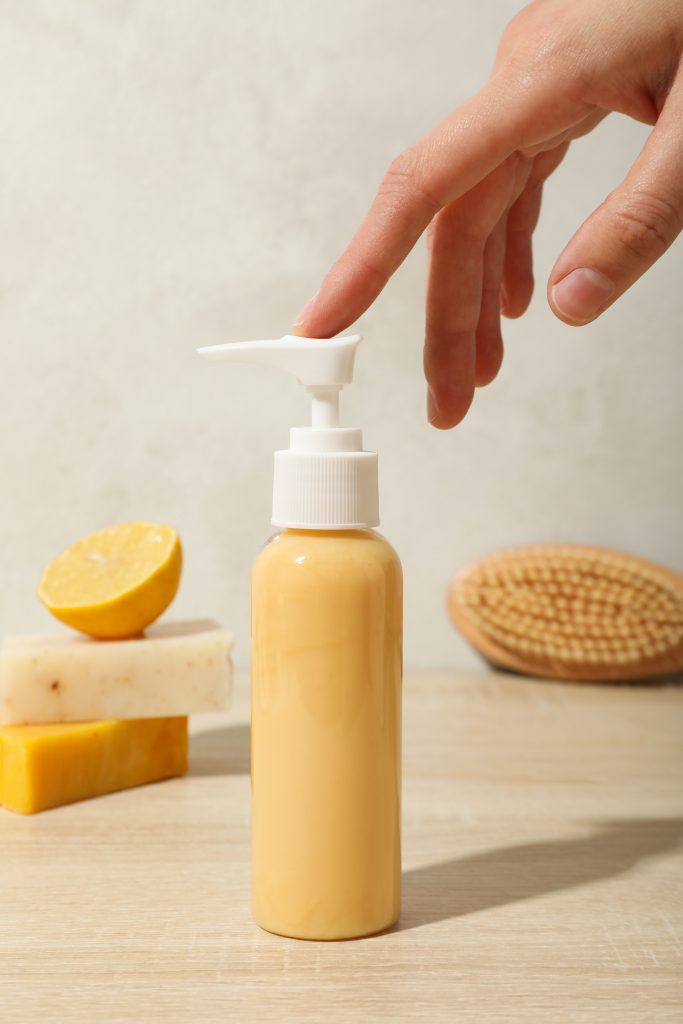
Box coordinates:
[251,528,402,940]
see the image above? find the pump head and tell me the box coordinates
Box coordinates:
[198,334,360,430]
[197,333,378,530]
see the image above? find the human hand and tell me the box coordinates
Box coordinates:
[292,0,683,427]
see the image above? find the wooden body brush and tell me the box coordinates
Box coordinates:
[449,545,683,682]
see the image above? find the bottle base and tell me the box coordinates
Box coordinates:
[253,912,400,942]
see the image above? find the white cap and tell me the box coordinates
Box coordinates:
[197,334,379,530]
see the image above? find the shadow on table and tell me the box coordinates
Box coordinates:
[398,818,683,931]
[188,723,250,776]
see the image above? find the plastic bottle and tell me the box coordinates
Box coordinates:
[198,334,402,940]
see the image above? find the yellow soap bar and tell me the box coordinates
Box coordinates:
[0,716,188,814]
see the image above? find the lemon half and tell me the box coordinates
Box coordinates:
[38,522,182,639]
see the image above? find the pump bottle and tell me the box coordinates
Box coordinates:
[199,334,402,940]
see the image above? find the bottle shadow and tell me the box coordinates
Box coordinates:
[397,818,683,931]
[188,723,250,776]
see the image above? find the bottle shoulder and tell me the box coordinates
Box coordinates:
[253,528,402,577]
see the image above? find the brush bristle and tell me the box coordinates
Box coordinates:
[452,546,683,677]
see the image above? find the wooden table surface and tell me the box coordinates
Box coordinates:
[2,671,682,1023]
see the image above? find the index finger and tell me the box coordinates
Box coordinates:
[293,73,568,339]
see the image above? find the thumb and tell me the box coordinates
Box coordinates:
[548,75,683,326]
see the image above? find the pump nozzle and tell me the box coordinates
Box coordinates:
[197,334,361,386]
[197,332,378,529]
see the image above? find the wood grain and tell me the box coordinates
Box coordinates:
[1,671,682,1023]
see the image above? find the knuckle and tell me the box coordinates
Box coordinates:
[612,190,682,262]
[499,2,558,71]
[385,146,419,181]
[498,5,595,103]
[500,2,538,44]
[380,146,441,216]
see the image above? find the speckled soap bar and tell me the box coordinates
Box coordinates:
[0,620,232,725]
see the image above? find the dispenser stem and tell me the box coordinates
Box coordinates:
[310,388,340,429]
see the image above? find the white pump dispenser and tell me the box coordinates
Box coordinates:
[198,334,379,530]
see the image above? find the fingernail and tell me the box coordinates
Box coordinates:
[292,290,320,334]
[427,388,440,424]
[551,268,614,324]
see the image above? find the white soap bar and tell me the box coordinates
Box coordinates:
[0,620,232,725]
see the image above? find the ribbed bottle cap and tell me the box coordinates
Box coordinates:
[272,449,379,529]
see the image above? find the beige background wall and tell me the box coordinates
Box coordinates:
[1,0,681,669]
